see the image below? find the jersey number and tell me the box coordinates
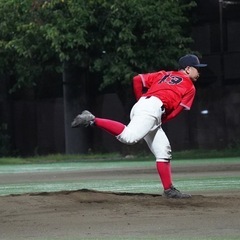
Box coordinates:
[159,74,183,85]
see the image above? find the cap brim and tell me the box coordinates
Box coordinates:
[194,64,207,67]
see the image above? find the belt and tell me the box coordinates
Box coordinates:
[145,96,165,111]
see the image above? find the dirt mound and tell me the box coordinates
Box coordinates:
[1,189,240,239]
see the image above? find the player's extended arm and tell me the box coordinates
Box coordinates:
[133,75,145,101]
[162,105,185,123]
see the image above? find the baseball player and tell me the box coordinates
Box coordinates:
[72,54,207,198]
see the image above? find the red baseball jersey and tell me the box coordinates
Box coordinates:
[140,70,196,114]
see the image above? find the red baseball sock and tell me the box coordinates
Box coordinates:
[94,118,125,136]
[156,161,173,190]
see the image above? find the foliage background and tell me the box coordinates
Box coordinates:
[0,0,196,92]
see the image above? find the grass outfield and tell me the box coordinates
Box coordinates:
[0,157,239,196]
[0,148,240,165]
[0,156,239,173]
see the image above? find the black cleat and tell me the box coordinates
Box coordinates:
[71,110,95,128]
[163,186,191,199]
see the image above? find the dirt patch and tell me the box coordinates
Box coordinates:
[1,188,240,239]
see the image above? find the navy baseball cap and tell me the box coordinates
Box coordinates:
[178,54,207,69]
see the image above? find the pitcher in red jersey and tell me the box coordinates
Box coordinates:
[72,54,207,199]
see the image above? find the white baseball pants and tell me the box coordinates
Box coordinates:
[116,96,172,160]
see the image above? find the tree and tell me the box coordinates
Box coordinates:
[0,0,196,154]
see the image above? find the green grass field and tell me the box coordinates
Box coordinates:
[0,155,239,196]
[0,147,240,165]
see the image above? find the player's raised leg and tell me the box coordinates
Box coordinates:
[71,110,125,135]
[71,109,156,144]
